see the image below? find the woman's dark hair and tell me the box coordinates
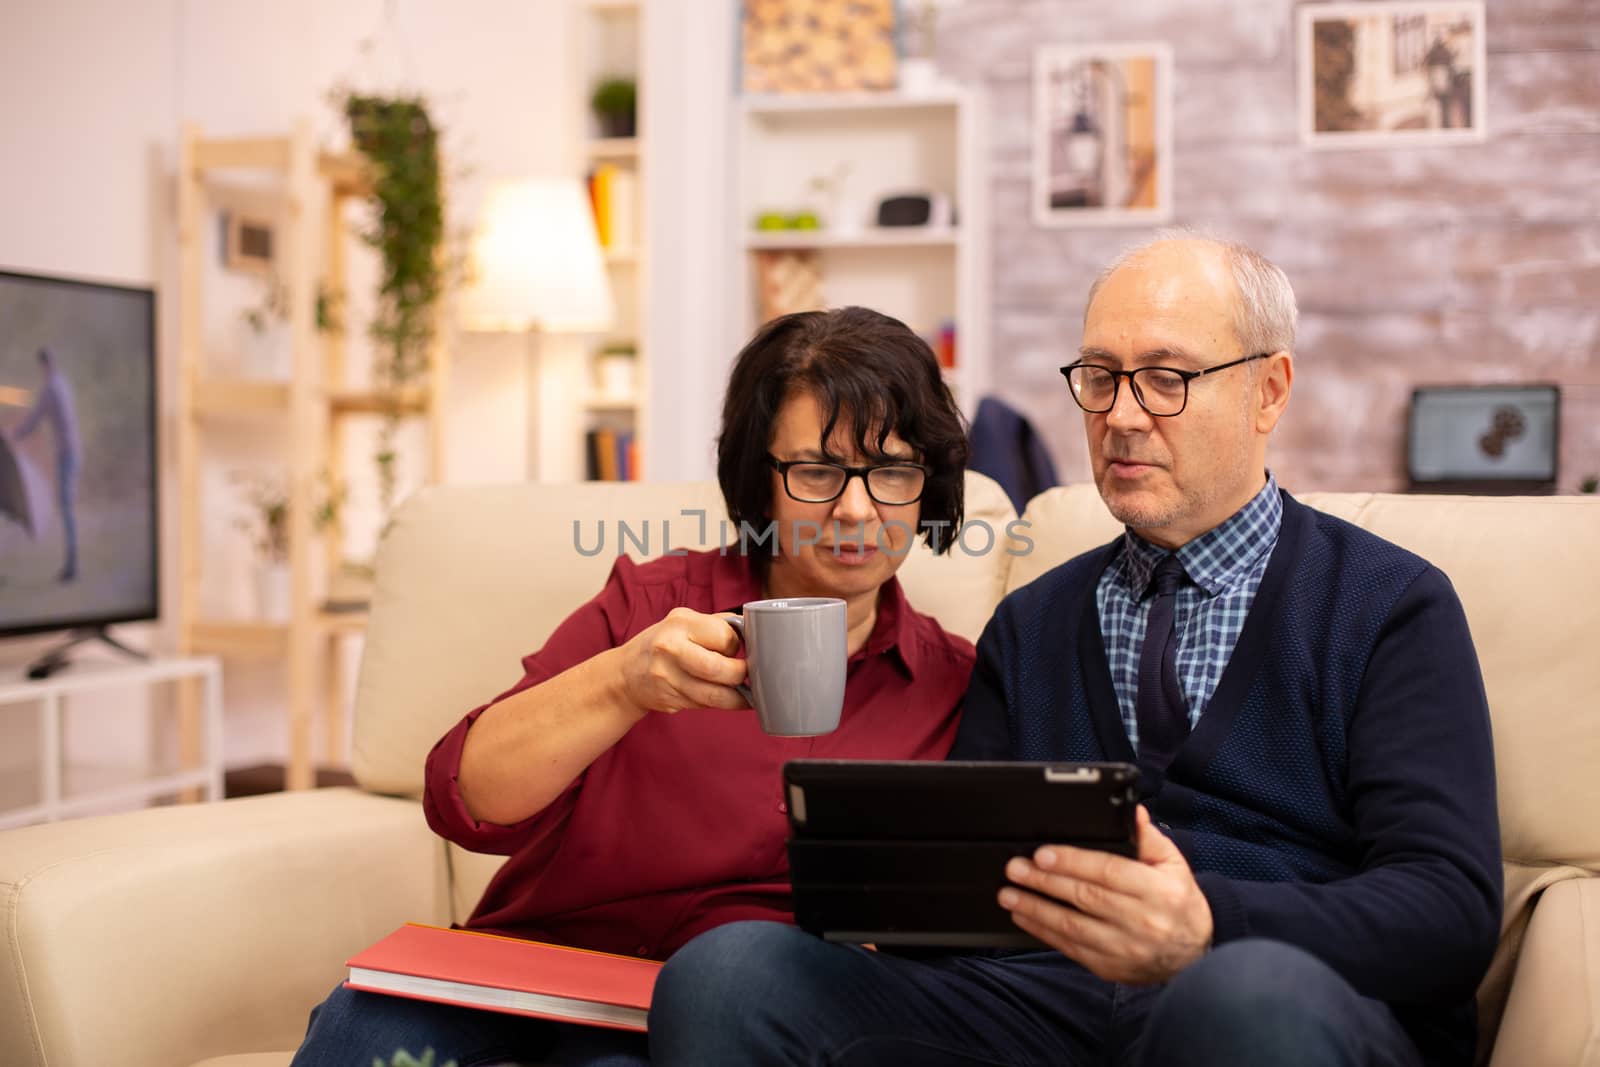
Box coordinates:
[716,306,968,554]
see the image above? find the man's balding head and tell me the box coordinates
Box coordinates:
[1085,232,1298,362]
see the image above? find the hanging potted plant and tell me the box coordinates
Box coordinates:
[343,91,446,531]
[591,76,638,139]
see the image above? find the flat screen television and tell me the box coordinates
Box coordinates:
[0,268,158,642]
[1406,384,1559,494]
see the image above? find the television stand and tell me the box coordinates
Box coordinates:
[25,626,150,680]
[0,654,223,828]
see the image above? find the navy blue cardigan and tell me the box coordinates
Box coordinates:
[952,492,1503,1065]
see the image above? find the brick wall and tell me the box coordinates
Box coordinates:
[936,0,1599,492]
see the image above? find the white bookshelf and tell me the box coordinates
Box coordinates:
[578,0,647,480]
[734,88,989,417]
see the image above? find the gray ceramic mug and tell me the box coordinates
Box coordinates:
[725,597,848,736]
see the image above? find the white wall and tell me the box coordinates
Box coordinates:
[642,0,741,482]
[0,0,580,783]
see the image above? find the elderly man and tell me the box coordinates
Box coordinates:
[648,235,1502,1067]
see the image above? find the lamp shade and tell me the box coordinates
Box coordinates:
[459,177,615,333]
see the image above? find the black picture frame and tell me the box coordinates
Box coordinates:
[1405,384,1559,495]
[0,267,160,639]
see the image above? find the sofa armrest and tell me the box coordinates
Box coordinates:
[1489,876,1600,1066]
[0,789,447,1067]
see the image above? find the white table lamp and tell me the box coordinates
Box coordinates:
[460,177,615,333]
[460,177,617,479]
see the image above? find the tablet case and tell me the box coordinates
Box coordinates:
[784,760,1139,948]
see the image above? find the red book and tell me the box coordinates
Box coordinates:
[345,923,661,1032]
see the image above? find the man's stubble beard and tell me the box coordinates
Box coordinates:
[1097,400,1257,533]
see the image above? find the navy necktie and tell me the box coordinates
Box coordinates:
[1135,554,1190,768]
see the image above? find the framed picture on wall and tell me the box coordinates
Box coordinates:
[1032,42,1173,228]
[1299,1,1487,148]
[1406,384,1559,493]
[220,212,275,274]
[741,0,897,94]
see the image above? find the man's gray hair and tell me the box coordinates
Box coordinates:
[1084,228,1298,357]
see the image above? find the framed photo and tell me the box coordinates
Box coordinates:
[220,211,275,274]
[741,0,897,95]
[1299,1,1487,148]
[1033,42,1172,228]
[1406,384,1559,493]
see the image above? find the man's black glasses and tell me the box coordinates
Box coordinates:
[1059,353,1272,417]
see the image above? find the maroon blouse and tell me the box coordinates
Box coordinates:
[423,548,975,960]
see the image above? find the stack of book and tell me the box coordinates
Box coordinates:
[587,163,638,251]
[584,428,639,481]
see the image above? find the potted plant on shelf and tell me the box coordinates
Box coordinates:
[238,275,341,380]
[231,470,291,622]
[898,0,942,94]
[232,469,345,622]
[238,273,290,379]
[593,341,638,401]
[591,76,638,139]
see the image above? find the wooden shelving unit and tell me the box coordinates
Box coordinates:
[175,120,447,790]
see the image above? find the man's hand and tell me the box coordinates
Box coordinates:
[998,805,1213,985]
[615,607,749,716]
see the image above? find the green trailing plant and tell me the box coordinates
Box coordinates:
[343,91,445,528]
[1581,475,1598,494]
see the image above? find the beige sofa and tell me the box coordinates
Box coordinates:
[2,473,1596,1067]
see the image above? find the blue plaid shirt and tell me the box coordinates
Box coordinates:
[1096,475,1283,748]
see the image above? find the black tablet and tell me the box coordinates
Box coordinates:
[783,760,1139,948]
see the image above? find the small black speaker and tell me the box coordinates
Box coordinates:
[875,192,952,228]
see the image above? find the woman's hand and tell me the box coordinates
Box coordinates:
[616,607,749,715]
[460,610,748,826]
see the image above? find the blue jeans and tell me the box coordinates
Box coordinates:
[647,922,1424,1067]
[288,982,649,1067]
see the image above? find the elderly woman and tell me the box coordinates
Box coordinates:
[290,306,976,1066]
